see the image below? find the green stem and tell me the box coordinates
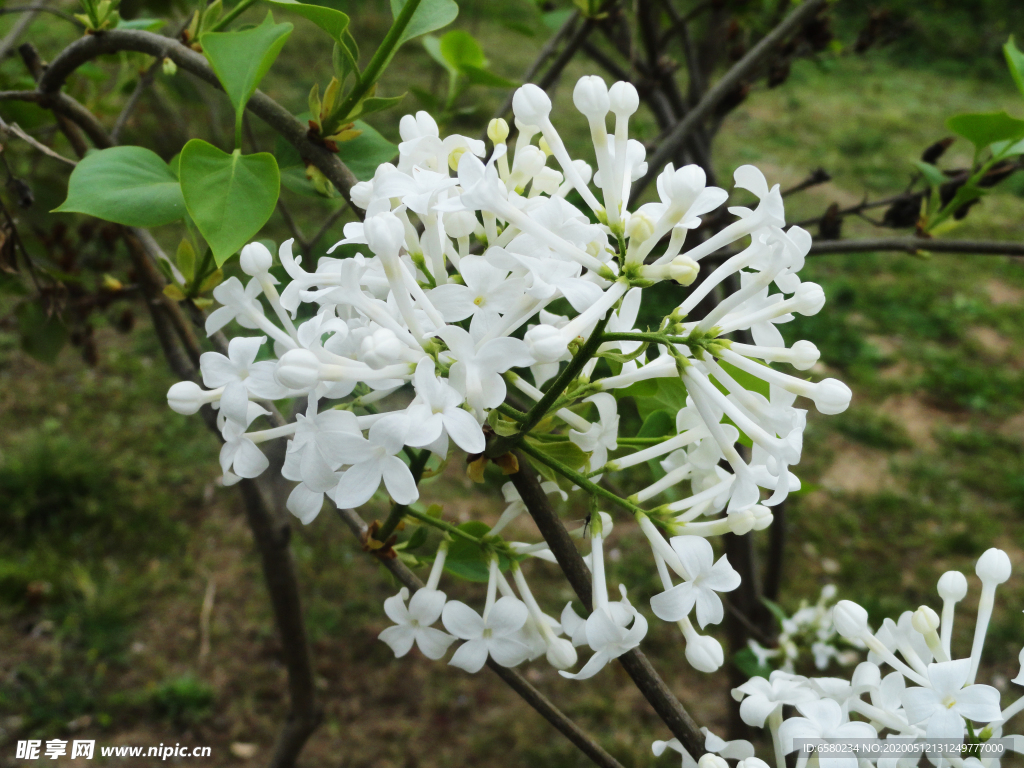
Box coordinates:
[495,402,528,422]
[208,0,258,32]
[517,441,644,515]
[331,0,423,123]
[187,247,215,297]
[403,506,486,546]
[489,311,612,457]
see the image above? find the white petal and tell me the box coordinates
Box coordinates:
[442,407,486,454]
[331,461,383,508]
[442,600,485,640]
[414,627,456,660]
[449,639,489,673]
[381,456,419,505]
[378,624,415,658]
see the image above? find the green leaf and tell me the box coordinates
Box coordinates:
[439,29,484,70]
[392,0,458,46]
[619,375,689,420]
[718,359,770,399]
[265,0,348,41]
[523,438,591,474]
[200,13,293,145]
[176,239,196,282]
[946,111,1024,153]
[443,521,509,583]
[992,137,1024,159]
[733,647,773,680]
[637,410,675,439]
[761,597,789,627]
[335,121,398,180]
[53,146,186,227]
[462,64,517,88]
[350,93,407,120]
[17,302,67,364]
[179,140,280,266]
[116,17,164,31]
[913,160,948,188]
[333,30,360,83]
[1004,36,1024,99]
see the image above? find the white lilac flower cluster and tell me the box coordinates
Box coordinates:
[712,549,1023,768]
[165,76,853,681]
[748,585,864,675]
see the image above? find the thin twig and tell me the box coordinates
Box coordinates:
[636,0,828,199]
[111,58,162,143]
[0,115,77,166]
[0,0,52,62]
[198,577,216,664]
[335,506,627,768]
[305,201,350,255]
[277,199,308,253]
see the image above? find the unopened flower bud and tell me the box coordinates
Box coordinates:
[363,211,406,256]
[685,633,724,673]
[697,755,728,768]
[937,571,968,602]
[669,255,700,286]
[793,281,826,316]
[571,159,593,186]
[608,81,639,116]
[911,605,940,634]
[531,167,563,196]
[239,242,273,276]
[663,165,707,209]
[487,117,509,144]
[443,210,477,239]
[812,378,852,415]
[512,84,552,127]
[977,548,1011,585]
[275,349,322,390]
[728,509,755,535]
[832,600,869,638]
[538,137,552,157]
[524,324,567,364]
[625,212,654,244]
[750,505,773,531]
[573,75,610,120]
[1012,647,1024,685]
[512,145,547,181]
[448,146,467,172]
[162,57,177,76]
[545,637,578,670]
[736,759,771,768]
[350,180,374,210]
[789,339,820,371]
[167,381,205,415]
[361,327,403,368]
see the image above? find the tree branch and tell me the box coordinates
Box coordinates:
[334,506,627,768]
[507,461,707,760]
[636,0,828,199]
[34,29,360,203]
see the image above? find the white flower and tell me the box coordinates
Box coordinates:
[330,415,418,507]
[427,255,526,333]
[733,672,819,727]
[778,699,877,768]
[435,325,533,416]
[442,596,531,673]
[378,587,456,660]
[404,359,485,456]
[901,659,1002,739]
[569,393,619,473]
[560,585,648,680]
[650,536,741,627]
[219,400,270,479]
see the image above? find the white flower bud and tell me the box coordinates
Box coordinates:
[937,571,968,602]
[239,242,273,276]
[487,117,509,143]
[728,509,755,535]
[736,759,771,768]
[443,210,477,239]
[793,282,826,316]
[167,381,205,415]
[608,81,639,116]
[669,255,700,287]
[832,600,869,639]
[663,165,707,209]
[750,505,773,531]
[977,548,1011,585]
[275,349,322,390]
[911,605,940,634]
[363,211,406,256]
[512,84,552,127]
[812,378,852,415]
[698,755,728,768]
[524,324,567,364]
[851,660,881,689]
[573,75,610,120]
[1012,647,1024,685]
[625,212,655,243]
[821,584,837,601]
[350,180,374,210]
[685,633,724,673]
[361,327,403,368]
[512,145,547,181]
[545,637,578,670]
[789,339,820,371]
[531,167,564,196]
[571,159,593,186]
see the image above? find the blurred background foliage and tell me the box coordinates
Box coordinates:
[0,0,1023,766]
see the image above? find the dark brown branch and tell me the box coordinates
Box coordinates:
[507,460,707,760]
[334,507,627,768]
[111,58,162,143]
[35,28,359,203]
[637,0,828,199]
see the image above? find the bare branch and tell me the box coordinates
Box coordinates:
[636,0,828,199]
[335,506,627,768]
[111,58,162,143]
[0,0,52,62]
[0,115,77,166]
[507,460,707,760]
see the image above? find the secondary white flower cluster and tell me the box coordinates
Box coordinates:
[749,585,864,674]
[166,75,852,680]
[724,548,1024,768]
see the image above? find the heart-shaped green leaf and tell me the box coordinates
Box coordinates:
[391,0,458,45]
[439,29,484,71]
[53,146,186,227]
[179,139,280,266]
[946,111,1024,153]
[265,0,348,42]
[201,13,293,146]
[335,120,398,180]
